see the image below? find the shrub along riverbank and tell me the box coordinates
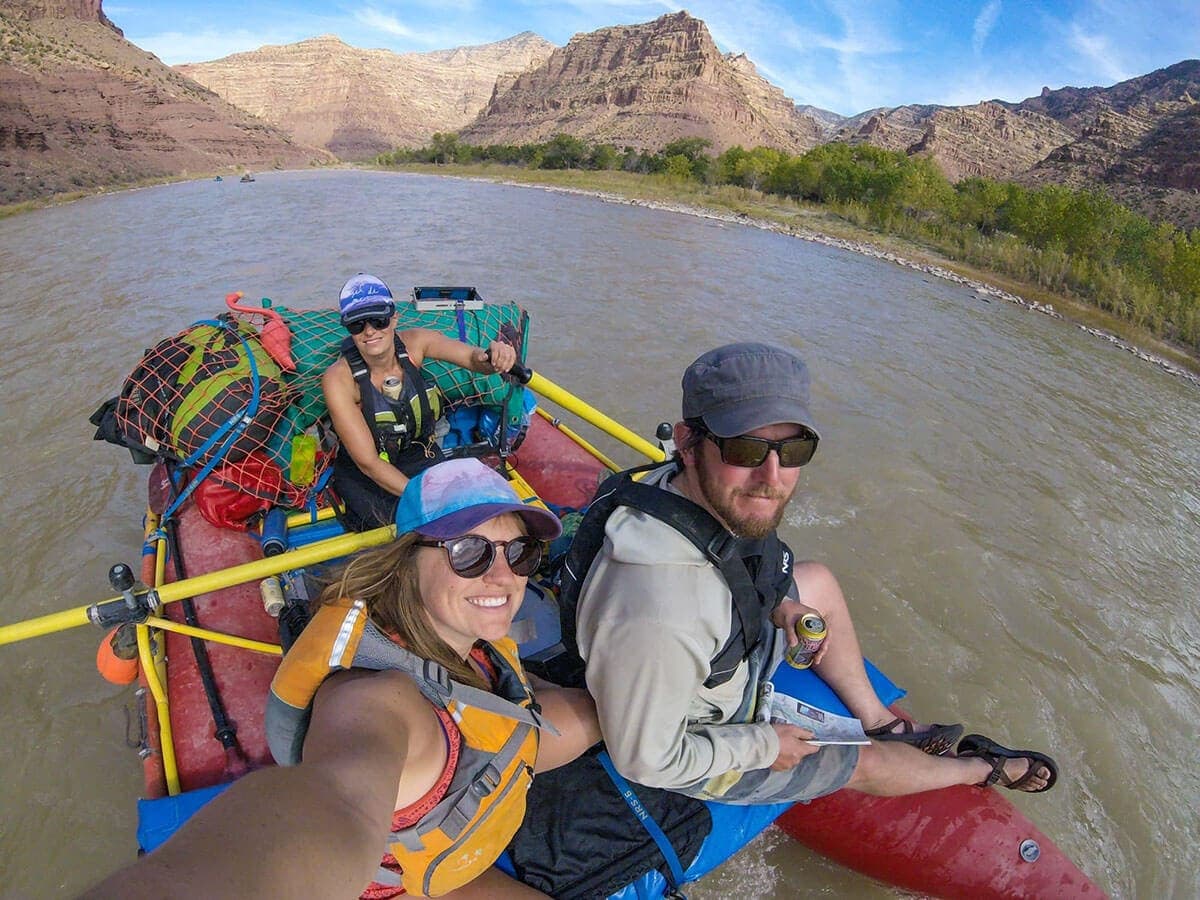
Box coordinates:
[378,135,1200,371]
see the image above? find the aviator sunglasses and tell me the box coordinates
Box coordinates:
[345,315,393,335]
[693,421,819,468]
[416,534,545,578]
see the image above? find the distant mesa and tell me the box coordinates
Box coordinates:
[460,12,827,154]
[175,31,557,160]
[0,0,121,32]
[0,0,329,207]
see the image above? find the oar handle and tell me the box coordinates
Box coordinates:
[0,525,396,647]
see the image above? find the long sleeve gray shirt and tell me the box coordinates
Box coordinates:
[575,467,779,789]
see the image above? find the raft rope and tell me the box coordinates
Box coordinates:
[163,503,249,777]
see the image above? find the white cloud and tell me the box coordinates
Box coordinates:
[355,7,417,39]
[972,0,1001,56]
[1066,24,1128,84]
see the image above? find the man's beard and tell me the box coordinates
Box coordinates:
[694,453,794,539]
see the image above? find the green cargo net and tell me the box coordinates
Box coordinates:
[111,290,529,509]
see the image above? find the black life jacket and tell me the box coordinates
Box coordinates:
[544,460,795,690]
[339,334,441,463]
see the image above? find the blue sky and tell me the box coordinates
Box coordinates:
[108,1,1199,116]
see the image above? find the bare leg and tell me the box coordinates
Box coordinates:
[845,741,1054,795]
[438,867,548,898]
[793,561,900,730]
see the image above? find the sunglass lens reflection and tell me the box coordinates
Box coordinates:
[713,434,818,468]
[719,438,769,467]
[446,536,542,578]
[778,439,817,467]
[505,537,543,576]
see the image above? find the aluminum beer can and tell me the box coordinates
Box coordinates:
[381,376,404,401]
[259,576,285,618]
[785,613,827,669]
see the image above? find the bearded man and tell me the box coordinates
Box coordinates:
[568,342,1054,803]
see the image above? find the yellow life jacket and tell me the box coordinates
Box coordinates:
[266,597,550,897]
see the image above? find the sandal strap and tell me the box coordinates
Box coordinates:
[1000,762,1041,791]
[979,754,1006,788]
[864,717,911,737]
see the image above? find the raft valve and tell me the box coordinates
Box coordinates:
[1019,839,1041,863]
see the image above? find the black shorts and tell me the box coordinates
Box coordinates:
[332,446,442,531]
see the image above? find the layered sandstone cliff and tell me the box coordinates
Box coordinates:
[0,0,117,30]
[830,59,1200,227]
[833,101,1073,182]
[176,32,555,159]
[1012,60,1200,227]
[0,0,327,205]
[461,12,824,154]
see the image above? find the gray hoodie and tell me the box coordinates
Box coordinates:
[575,465,780,790]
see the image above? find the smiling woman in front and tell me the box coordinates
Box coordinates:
[81,458,598,899]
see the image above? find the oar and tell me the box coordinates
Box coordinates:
[511,365,666,463]
[0,526,395,647]
[3,364,657,648]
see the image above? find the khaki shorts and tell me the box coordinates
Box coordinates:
[681,743,859,805]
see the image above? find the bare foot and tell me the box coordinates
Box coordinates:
[1000,756,1054,792]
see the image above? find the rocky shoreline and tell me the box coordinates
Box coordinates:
[489,178,1200,391]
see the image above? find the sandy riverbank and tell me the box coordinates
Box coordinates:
[466,176,1200,391]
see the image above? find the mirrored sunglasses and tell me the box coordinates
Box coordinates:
[345,315,392,335]
[697,424,818,468]
[416,533,544,578]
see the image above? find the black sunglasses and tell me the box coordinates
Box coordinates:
[694,422,818,468]
[416,534,544,578]
[345,315,393,335]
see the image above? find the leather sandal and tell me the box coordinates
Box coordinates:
[864,718,963,756]
[957,733,1058,793]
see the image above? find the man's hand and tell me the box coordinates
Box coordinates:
[772,598,829,666]
[770,722,821,770]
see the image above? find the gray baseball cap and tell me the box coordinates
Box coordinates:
[682,342,820,438]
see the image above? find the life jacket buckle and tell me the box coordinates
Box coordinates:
[421,659,452,694]
[471,763,502,797]
[704,532,738,564]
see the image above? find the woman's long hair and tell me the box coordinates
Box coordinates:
[317,533,488,689]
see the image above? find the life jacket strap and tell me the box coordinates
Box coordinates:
[356,621,559,735]
[340,334,433,457]
[596,750,687,894]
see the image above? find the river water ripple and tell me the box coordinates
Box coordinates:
[0,171,1196,898]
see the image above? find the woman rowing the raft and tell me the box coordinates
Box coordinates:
[323,273,518,531]
[83,459,598,898]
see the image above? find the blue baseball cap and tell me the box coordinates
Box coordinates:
[339,273,396,324]
[395,458,562,541]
